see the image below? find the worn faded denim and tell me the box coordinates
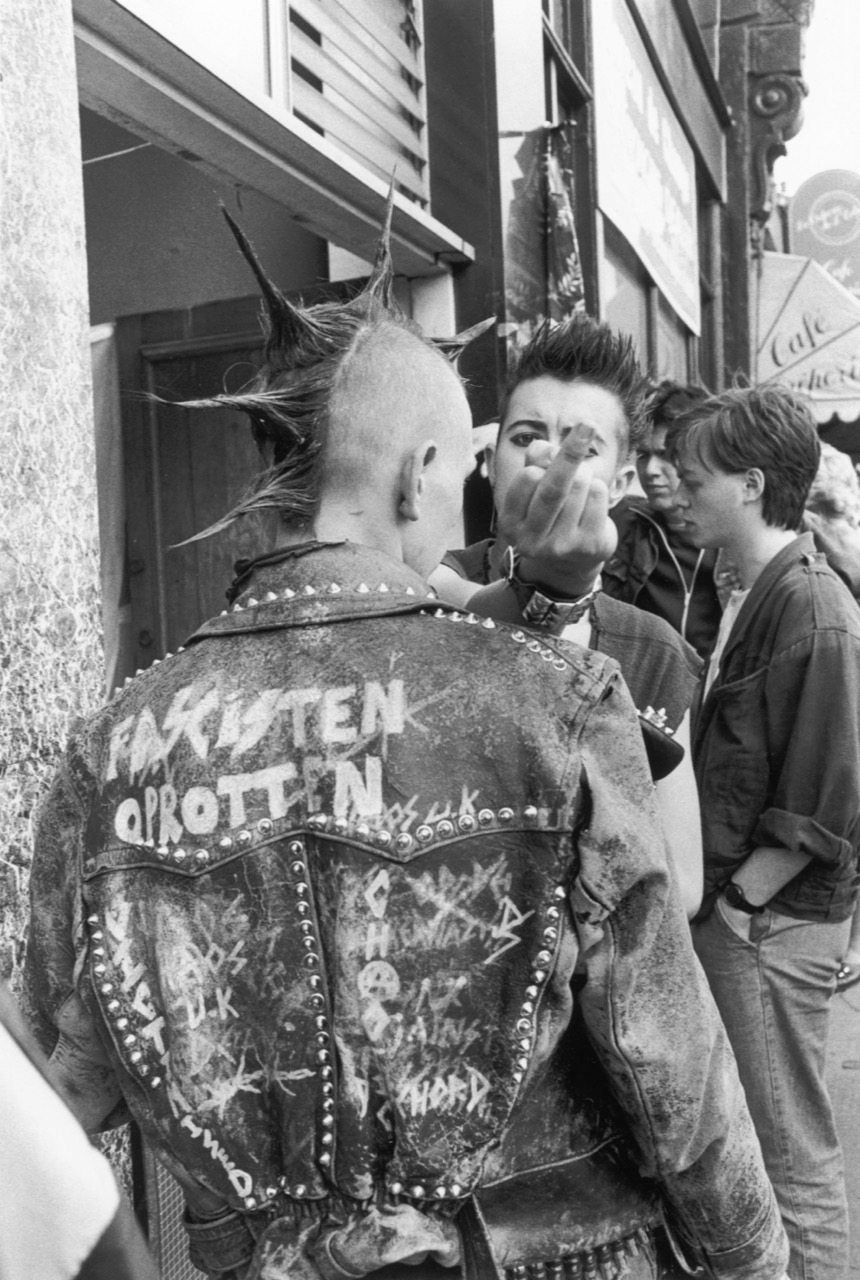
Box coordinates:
[26,545,787,1280]
[693,904,851,1280]
[693,534,860,924]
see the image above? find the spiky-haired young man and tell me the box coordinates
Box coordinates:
[26,216,787,1280]
[431,317,704,915]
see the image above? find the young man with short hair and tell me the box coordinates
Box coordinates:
[671,384,860,1280]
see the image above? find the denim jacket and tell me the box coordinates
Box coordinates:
[26,543,786,1280]
[693,533,860,923]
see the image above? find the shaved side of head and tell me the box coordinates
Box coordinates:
[322,323,471,503]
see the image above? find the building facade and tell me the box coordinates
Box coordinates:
[1,1,814,1274]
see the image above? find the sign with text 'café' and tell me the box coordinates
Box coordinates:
[757,252,860,423]
[790,170,860,301]
[592,0,700,334]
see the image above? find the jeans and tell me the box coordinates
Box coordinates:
[693,900,851,1280]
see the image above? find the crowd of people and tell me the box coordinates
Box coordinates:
[8,209,860,1280]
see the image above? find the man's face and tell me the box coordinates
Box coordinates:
[673,444,749,549]
[486,376,634,509]
[637,426,681,514]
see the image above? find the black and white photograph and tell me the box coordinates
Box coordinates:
[1,2,859,1278]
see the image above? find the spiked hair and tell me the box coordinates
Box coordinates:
[500,315,650,456]
[178,192,493,541]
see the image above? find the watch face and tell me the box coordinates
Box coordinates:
[724,882,761,913]
[724,882,743,908]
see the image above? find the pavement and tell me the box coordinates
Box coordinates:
[828,979,860,1277]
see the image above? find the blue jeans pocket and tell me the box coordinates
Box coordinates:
[715,893,754,944]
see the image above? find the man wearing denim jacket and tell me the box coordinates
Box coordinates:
[25,216,788,1280]
[671,385,860,1280]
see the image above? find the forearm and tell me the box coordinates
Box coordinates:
[428,570,541,627]
[459,575,601,635]
[432,567,601,635]
[516,554,600,601]
[653,713,702,919]
[730,845,813,907]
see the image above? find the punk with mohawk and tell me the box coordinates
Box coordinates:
[179,197,492,540]
[26,200,788,1280]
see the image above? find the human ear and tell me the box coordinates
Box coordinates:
[398,441,436,521]
[484,441,497,488]
[607,462,636,508]
[744,468,766,502]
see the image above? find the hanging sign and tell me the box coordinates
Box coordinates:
[790,169,860,302]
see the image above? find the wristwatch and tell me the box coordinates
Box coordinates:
[723,881,765,914]
[501,546,600,631]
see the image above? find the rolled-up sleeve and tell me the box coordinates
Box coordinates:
[754,627,860,869]
[574,675,788,1280]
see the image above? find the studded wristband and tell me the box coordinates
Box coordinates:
[521,585,601,630]
[501,546,600,633]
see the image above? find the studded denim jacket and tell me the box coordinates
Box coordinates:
[26,544,787,1280]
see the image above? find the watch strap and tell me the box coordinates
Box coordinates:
[723,881,766,915]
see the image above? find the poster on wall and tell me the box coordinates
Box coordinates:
[591,0,700,334]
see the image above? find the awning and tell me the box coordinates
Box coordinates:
[756,252,860,423]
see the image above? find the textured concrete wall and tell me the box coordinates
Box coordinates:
[0,0,104,987]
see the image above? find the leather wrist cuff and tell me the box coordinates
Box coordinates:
[502,546,600,632]
[521,586,601,631]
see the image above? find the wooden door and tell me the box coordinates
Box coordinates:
[116,285,353,673]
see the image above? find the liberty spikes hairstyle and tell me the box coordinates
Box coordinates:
[500,314,650,457]
[177,186,494,543]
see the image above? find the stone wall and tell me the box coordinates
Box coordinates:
[0,0,103,991]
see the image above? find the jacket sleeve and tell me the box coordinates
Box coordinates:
[573,673,788,1280]
[753,625,860,867]
[23,752,124,1130]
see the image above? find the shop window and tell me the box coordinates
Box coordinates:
[602,218,695,380]
[697,192,721,389]
[602,220,650,368]
[687,0,720,73]
[656,295,691,381]
[542,0,575,53]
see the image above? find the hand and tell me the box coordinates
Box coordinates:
[496,424,617,598]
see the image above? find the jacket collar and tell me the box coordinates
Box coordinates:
[694,533,814,731]
[719,531,813,656]
[185,542,441,646]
